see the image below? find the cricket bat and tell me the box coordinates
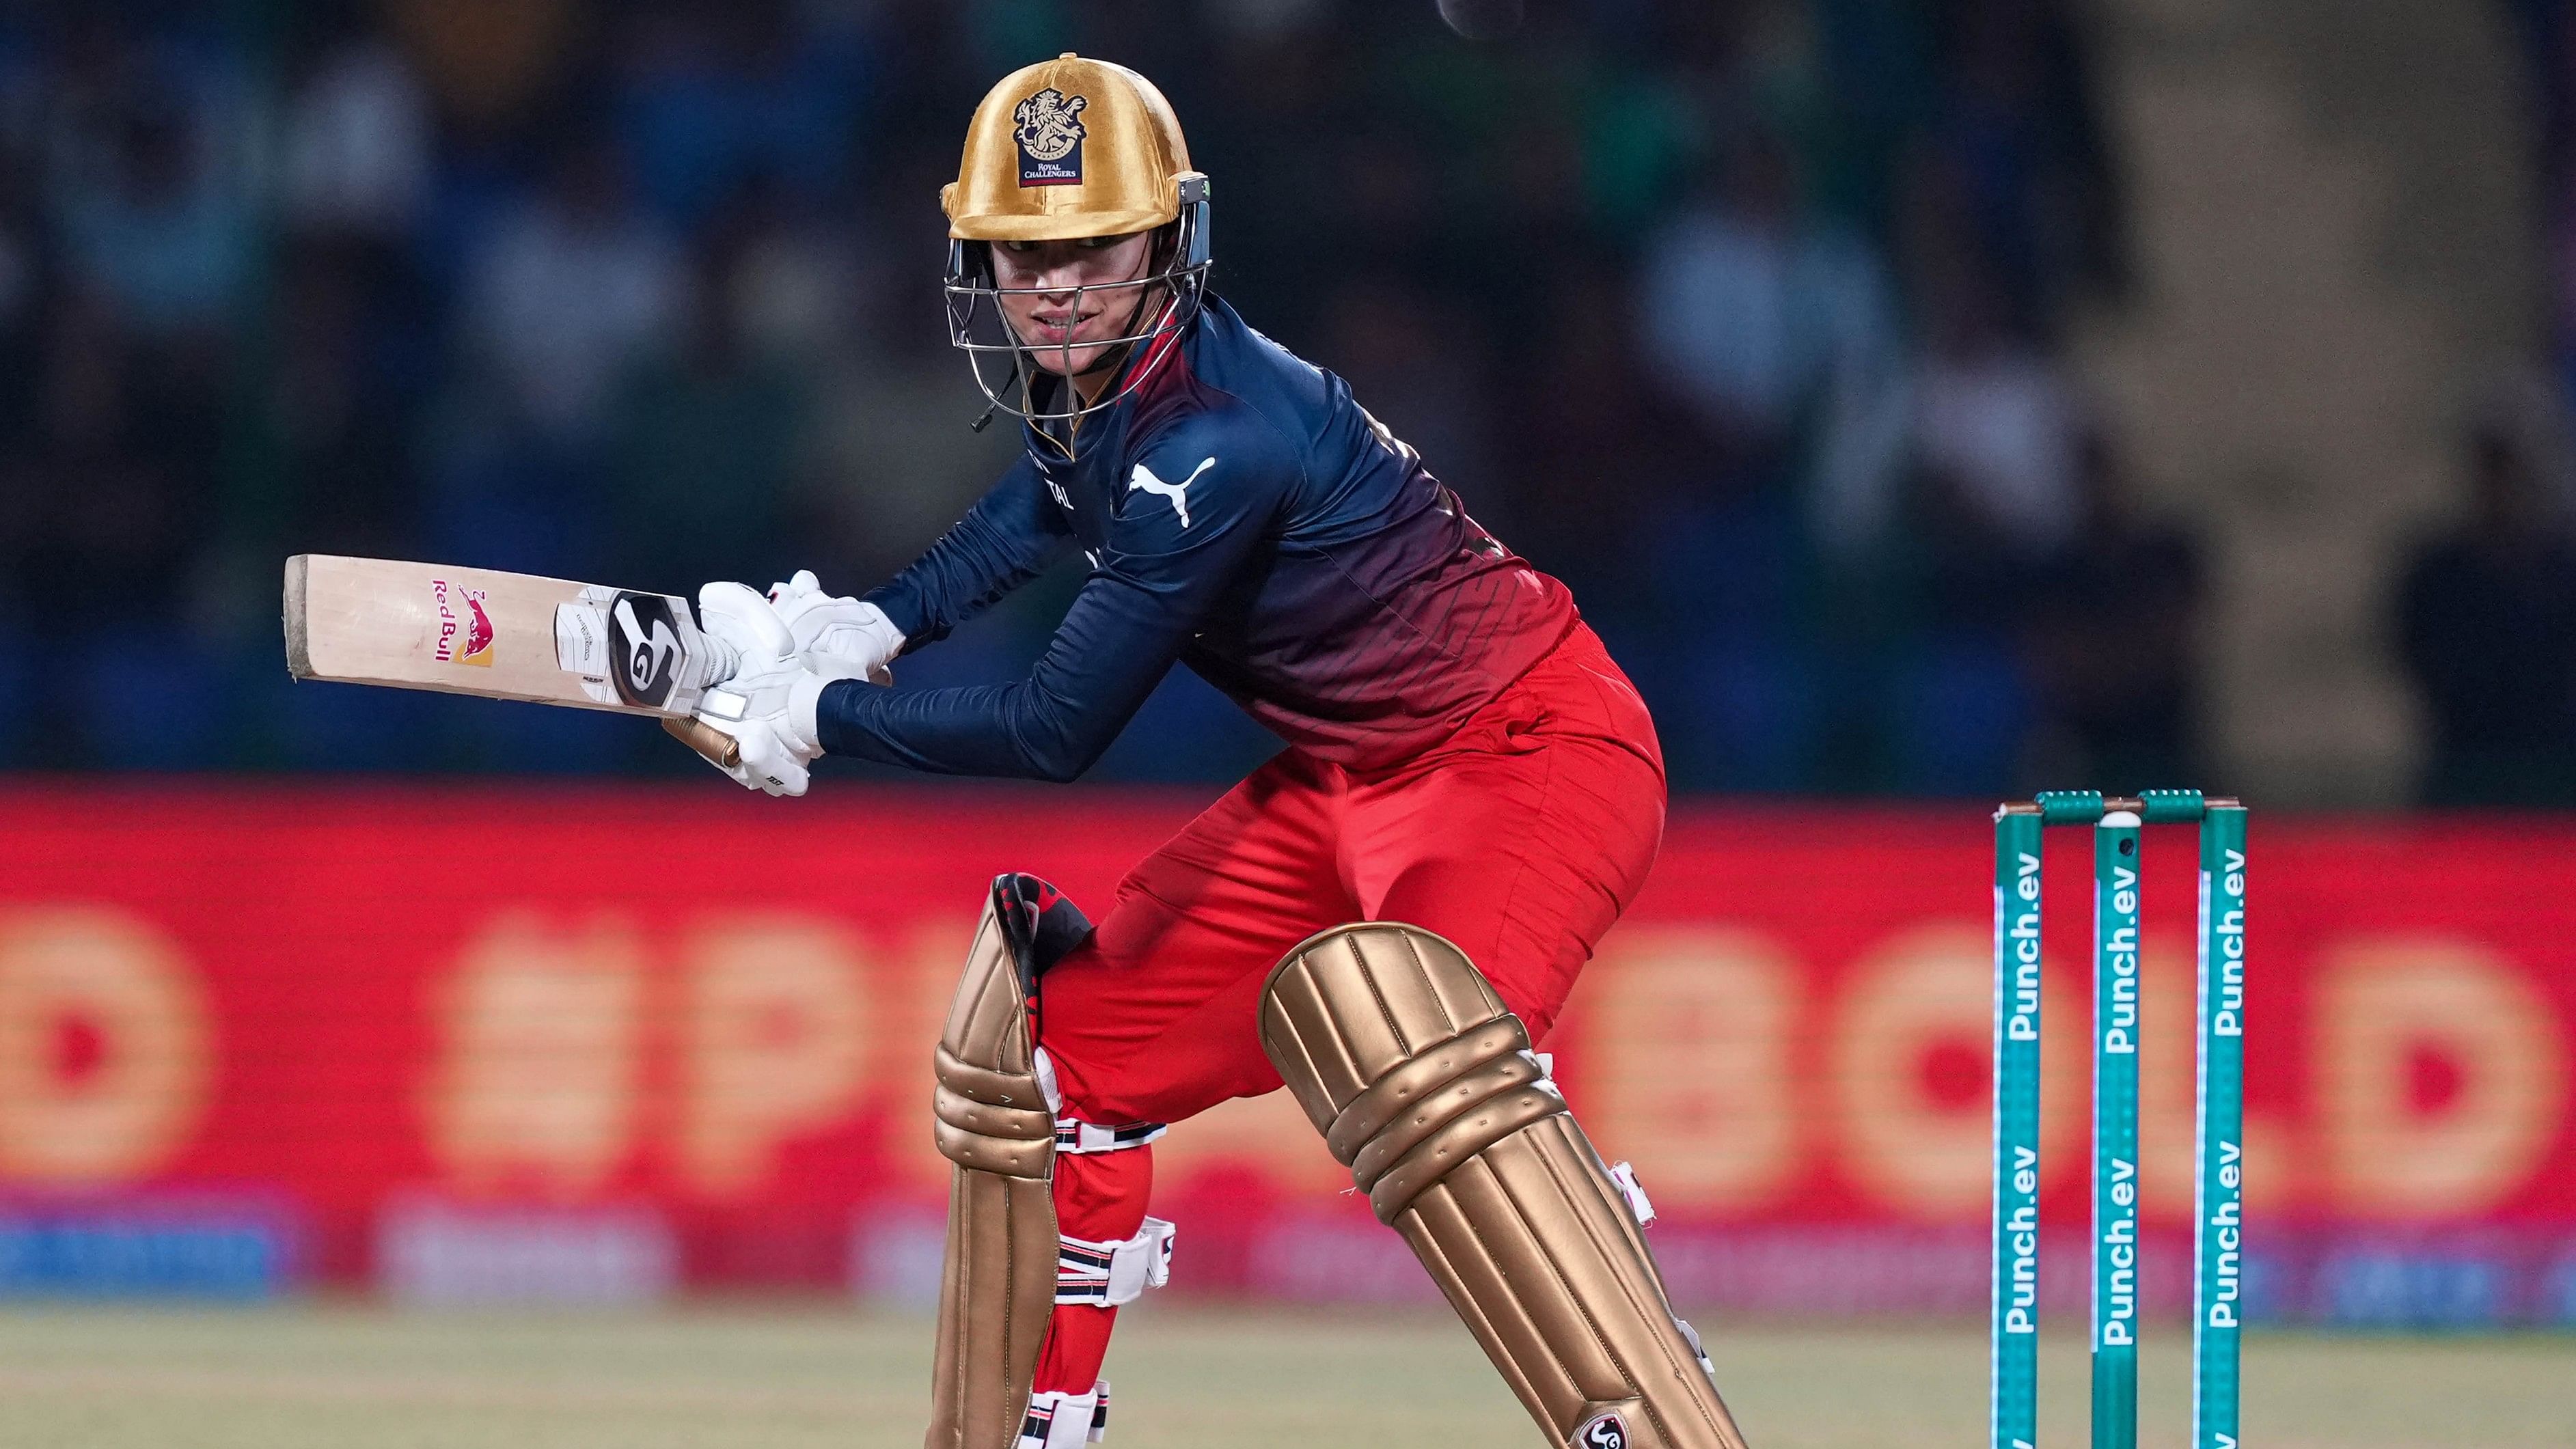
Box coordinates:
[283,554,743,768]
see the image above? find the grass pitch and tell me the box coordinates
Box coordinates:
[0,1303,2567,1448]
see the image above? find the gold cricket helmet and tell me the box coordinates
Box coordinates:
[941,54,1214,428]
[943,53,1198,240]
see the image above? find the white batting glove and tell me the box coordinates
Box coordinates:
[768,569,902,684]
[691,582,856,798]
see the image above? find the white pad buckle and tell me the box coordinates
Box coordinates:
[1056,1217,1176,1306]
[1034,1047,1065,1114]
[1673,1312,1716,1383]
[1522,1049,1564,1103]
[1608,1160,1656,1228]
[1017,1379,1110,1448]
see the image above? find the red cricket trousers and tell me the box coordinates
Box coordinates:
[1026,621,1666,1396]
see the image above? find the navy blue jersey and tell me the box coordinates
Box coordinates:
[817,295,1576,781]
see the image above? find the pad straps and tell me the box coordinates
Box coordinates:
[1055,1120,1168,1154]
[1032,1048,1168,1154]
[1056,1218,1177,1306]
[1017,1381,1110,1449]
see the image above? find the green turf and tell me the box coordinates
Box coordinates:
[0,1303,2566,1447]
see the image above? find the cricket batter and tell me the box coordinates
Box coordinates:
[685,55,1749,1449]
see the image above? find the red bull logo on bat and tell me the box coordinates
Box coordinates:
[432,580,496,667]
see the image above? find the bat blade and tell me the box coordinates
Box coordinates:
[284,555,736,741]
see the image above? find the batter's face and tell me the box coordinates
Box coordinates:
[990,232,1158,379]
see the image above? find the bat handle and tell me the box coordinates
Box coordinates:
[701,634,741,687]
[663,716,741,771]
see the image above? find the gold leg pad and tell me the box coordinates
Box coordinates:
[1261,923,1752,1449]
[926,891,1059,1449]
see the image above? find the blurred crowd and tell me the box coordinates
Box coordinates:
[6,0,2518,799]
[2446,0,2576,808]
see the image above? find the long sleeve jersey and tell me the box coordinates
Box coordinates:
[816,295,1578,782]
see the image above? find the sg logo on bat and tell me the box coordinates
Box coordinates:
[1576,1411,1628,1449]
[609,592,684,709]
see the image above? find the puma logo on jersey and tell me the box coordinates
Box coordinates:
[1128,457,1216,528]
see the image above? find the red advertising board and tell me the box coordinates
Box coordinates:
[0,786,2571,1322]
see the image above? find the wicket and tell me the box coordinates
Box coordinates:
[1991,789,2246,1449]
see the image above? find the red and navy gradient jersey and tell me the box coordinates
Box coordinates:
[817,295,1578,782]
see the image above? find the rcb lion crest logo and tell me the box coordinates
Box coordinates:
[1013,87,1087,187]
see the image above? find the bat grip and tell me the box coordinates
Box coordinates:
[702,634,741,687]
[663,716,741,771]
